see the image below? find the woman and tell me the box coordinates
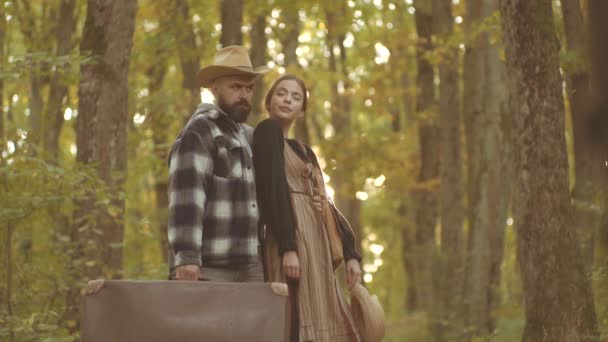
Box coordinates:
[253,74,363,342]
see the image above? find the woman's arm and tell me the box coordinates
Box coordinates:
[329,202,362,263]
[253,118,297,256]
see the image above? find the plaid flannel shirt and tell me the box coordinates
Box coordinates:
[168,103,259,269]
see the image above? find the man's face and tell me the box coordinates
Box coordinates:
[212,75,256,123]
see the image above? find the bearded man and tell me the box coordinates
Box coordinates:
[167,46,269,282]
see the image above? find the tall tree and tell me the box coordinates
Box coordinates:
[433,0,464,339]
[148,12,173,264]
[463,0,511,337]
[587,0,608,268]
[324,2,362,249]
[412,0,440,319]
[560,0,599,277]
[249,5,268,119]
[172,0,201,117]
[12,1,53,152]
[220,0,243,47]
[499,1,599,340]
[75,0,137,276]
[280,3,309,143]
[45,0,77,160]
[0,0,5,142]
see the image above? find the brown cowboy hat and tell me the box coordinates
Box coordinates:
[351,283,385,342]
[196,45,270,88]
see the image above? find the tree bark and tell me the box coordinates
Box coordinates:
[433,0,464,339]
[281,4,309,143]
[2,166,14,340]
[587,0,608,270]
[76,0,137,274]
[463,0,511,337]
[413,0,440,319]
[499,1,599,340]
[561,0,599,281]
[173,0,201,118]
[13,1,49,153]
[324,3,360,253]
[45,0,77,160]
[250,13,267,119]
[0,3,5,142]
[220,0,243,47]
[146,22,171,264]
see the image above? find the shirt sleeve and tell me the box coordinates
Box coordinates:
[167,129,213,267]
[253,118,298,255]
[329,201,362,263]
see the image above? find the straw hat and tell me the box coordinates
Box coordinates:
[196,45,270,87]
[350,283,385,342]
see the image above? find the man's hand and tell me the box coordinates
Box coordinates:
[345,259,362,289]
[312,195,323,213]
[282,251,300,280]
[175,264,202,281]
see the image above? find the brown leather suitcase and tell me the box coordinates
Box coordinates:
[81,279,291,342]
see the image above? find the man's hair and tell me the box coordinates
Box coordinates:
[264,74,308,112]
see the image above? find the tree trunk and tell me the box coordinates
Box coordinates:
[173,0,201,118]
[499,1,599,340]
[463,0,511,337]
[561,0,599,281]
[250,13,267,119]
[13,1,48,154]
[29,75,44,151]
[45,0,77,160]
[400,204,418,311]
[220,0,243,47]
[587,0,608,270]
[433,0,464,339]
[2,158,14,340]
[146,23,171,264]
[413,0,440,319]
[0,3,5,142]
[324,3,360,253]
[281,4,309,143]
[75,0,137,274]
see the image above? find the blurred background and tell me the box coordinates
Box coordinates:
[0,0,607,341]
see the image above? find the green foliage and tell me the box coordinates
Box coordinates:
[1,0,606,340]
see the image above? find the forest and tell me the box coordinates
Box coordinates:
[1,0,607,341]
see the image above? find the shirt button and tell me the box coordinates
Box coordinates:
[252,203,257,208]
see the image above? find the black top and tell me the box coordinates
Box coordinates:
[253,118,361,262]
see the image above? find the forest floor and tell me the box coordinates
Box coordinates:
[384,312,525,341]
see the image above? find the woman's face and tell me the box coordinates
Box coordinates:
[268,79,305,125]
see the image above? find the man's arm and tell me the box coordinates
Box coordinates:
[168,129,213,279]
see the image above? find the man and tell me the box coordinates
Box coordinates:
[168,45,269,282]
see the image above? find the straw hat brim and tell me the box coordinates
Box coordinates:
[196,65,269,87]
[351,283,385,342]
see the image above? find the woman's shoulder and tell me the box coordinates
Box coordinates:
[254,118,283,136]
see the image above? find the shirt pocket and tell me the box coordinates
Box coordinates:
[213,135,244,179]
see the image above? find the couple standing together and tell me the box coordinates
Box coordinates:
[167,46,364,341]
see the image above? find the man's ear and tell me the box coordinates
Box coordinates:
[210,79,221,97]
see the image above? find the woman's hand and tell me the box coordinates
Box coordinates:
[282,251,300,280]
[345,259,362,289]
[312,195,323,213]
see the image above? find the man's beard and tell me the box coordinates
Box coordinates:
[217,95,251,123]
